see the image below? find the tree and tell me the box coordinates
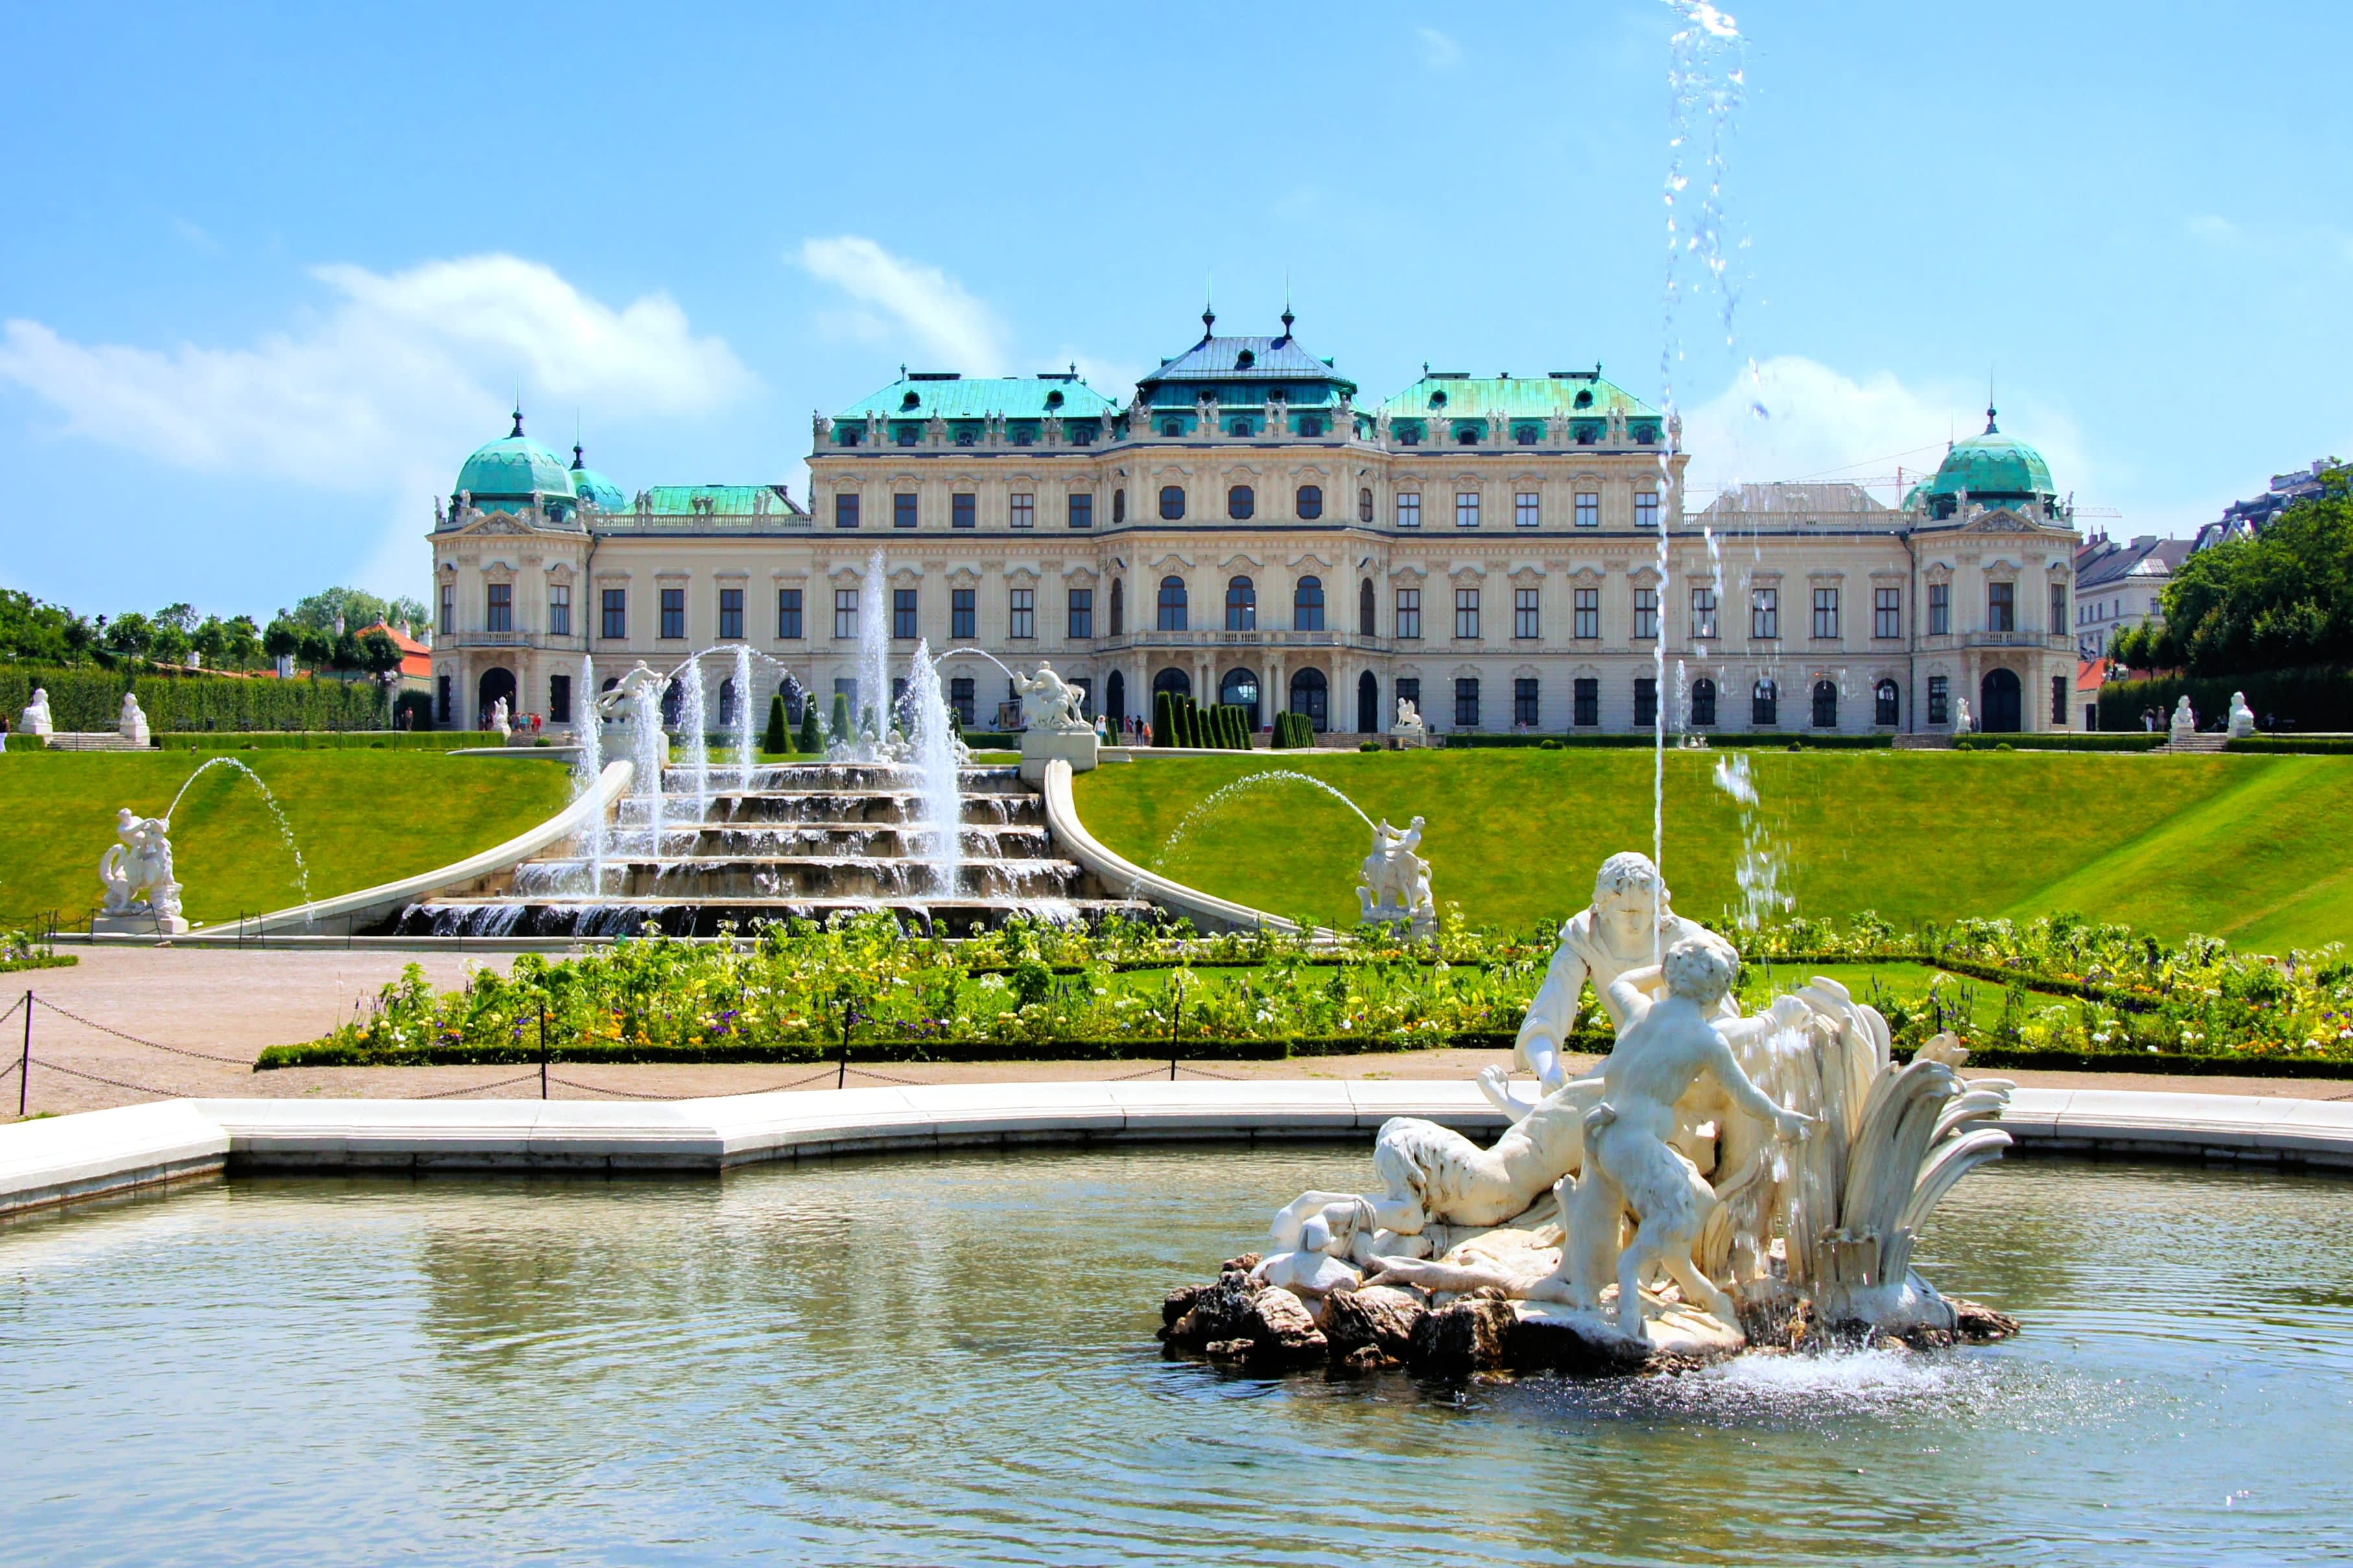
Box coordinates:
[104,612,153,659]
[763,692,792,753]
[798,702,823,754]
[298,626,335,668]
[147,620,191,667]
[291,586,390,633]
[2143,473,2353,677]
[263,616,301,664]
[222,615,261,666]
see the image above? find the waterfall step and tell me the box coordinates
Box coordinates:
[396,896,1156,940]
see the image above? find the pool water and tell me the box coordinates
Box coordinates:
[2,1150,2349,1566]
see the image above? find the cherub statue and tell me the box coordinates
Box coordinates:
[1356,817,1434,928]
[1954,697,1974,736]
[99,808,182,920]
[117,692,149,743]
[489,696,512,740]
[1012,661,1090,733]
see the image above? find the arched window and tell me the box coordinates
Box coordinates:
[1220,668,1261,730]
[1515,425,1538,445]
[1111,487,1126,524]
[1358,578,1376,636]
[1228,485,1255,521]
[1288,668,1329,732]
[1812,680,1838,729]
[1296,484,1323,520]
[1230,419,1253,438]
[1294,576,1325,631]
[718,677,738,727]
[1359,487,1375,522]
[1690,677,1717,727]
[1109,578,1124,636]
[1225,576,1257,631]
[1159,486,1186,521]
[1357,671,1379,734]
[1752,679,1777,728]
[1152,666,1191,701]
[1157,576,1188,631]
[1874,679,1900,727]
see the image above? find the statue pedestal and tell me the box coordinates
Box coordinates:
[93,911,189,935]
[118,715,149,747]
[1388,723,1429,749]
[1019,727,1098,785]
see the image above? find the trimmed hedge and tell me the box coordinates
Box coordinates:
[0,663,384,733]
[2096,663,2353,733]
[1447,731,1895,750]
[1952,734,2166,753]
[2225,734,2353,755]
[152,731,484,752]
[1270,711,1316,749]
[763,692,792,754]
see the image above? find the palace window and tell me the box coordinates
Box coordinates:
[1228,485,1255,521]
[835,493,859,529]
[1358,487,1374,522]
[2052,674,2069,725]
[1295,576,1325,631]
[836,426,861,446]
[1010,493,1035,530]
[1875,679,1900,726]
[659,588,685,640]
[1574,678,1599,727]
[1360,578,1376,635]
[1296,484,1323,520]
[1112,487,1126,524]
[1988,581,2015,632]
[1635,491,1661,528]
[1633,587,1659,641]
[1514,677,1540,727]
[1753,679,1778,727]
[1069,493,1093,530]
[1692,586,1718,640]
[486,583,512,633]
[1226,576,1257,632]
[949,677,975,727]
[951,588,975,642]
[1109,579,1124,635]
[952,492,975,529]
[601,589,626,640]
[895,426,917,447]
[1454,587,1481,639]
[1396,493,1422,528]
[549,674,571,725]
[1157,576,1188,631]
[834,589,857,640]
[1575,491,1600,528]
[1573,587,1600,640]
[2050,582,2067,632]
[548,584,571,637]
[893,492,917,529]
[1395,677,1420,719]
[438,583,453,636]
[1456,491,1480,528]
[1930,582,1951,635]
[1396,587,1422,640]
[1162,419,1183,438]
[1008,587,1035,640]
[1690,677,1718,727]
[1397,424,1421,446]
[1751,587,1779,640]
[1457,426,1480,446]
[1874,587,1901,639]
[1928,675,1949,725]
[1515,587,1540,639]
[1160,486,1186,521]
[718,587,744,641]
[1812,587,1839,640]
[1813,681,1838,729]
[1516,491,1541,528]
[1636,677,1658,728]
[1230,419,1253,438]
[892,589,917,640]
[1516,425,1539,446]
[1068,587,1093,640]
[776,589,803,640]
[1455,677,1480,728]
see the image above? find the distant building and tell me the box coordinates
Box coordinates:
[2072,532,2190,661]
[2192,458,2345,552]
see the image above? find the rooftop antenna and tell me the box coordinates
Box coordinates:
[1280,271,1294,340]
[1201,274,1215,340]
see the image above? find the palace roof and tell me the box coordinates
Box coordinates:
[835,371,1119,423]
[455,412,576,503]
[1377,369,1654,420]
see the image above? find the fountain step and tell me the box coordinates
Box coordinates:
[510,858,1086,902]
[582,825,1053,858]
[663,765,1028,794]
[394,896,1157,939]
[626,796,1043,828]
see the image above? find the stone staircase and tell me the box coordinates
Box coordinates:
[39,732,150,751]
[2152,732,2229,755]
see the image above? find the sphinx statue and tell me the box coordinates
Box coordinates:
[2228,691,2256,739]
[19,687,53,737]
[2169,694,2197,740]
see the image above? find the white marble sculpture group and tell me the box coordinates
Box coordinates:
[19,686,53,736]
[1013,661,1093,735]
[1388,696,1428,747]
[1258,850,2014,1355]
[96,806,186,933]
[2170,694,2197,740]
[1356,817,1436,938]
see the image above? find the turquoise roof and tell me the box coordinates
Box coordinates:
[1137,310,1356,400]
[1922,410,2056,500]
[455,413,576,503]
[836,371,1118,422]
[637,484,802,515]
[1377,369,1653,420]
[567,444,627,511]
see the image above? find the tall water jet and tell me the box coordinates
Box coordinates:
[679,653,711,826]
[733,644,756,780]
[164,756,313,917]
[859,549,890,760]
[905,638,962,896]
[632,672,667,854]
[574,653,606,894]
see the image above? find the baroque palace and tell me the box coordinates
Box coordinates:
[428,309,2081,740]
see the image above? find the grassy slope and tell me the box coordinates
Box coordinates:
[1070,749,2352,948]
[0,751,574,927]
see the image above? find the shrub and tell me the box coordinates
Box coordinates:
[831,692,854,745]
[0,662,384,733]
[1152,690,1176,748]
[763,692,790,754]
[1359,740,1381,752]
[1538,738,1563,750]
[798,703,823,754]
[2095,664,2353,734]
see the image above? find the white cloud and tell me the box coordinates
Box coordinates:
[799,236,1009,375]
[1417,26,1462,69]
[1680,355,2092,506]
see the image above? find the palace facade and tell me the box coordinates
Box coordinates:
[427,310,2082,740]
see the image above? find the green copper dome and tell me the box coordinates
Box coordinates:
[454,412,577,506]
[567,443,627,511]
[1923,408,2055,501]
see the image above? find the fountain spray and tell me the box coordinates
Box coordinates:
[905,638,963,897]
[574,653,606,894]
[733,644,756,780]
[860,549,890,759]
[679,653,710,828]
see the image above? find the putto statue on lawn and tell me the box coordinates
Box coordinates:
[1356,817,1435,939]
[19,687,53,737]
[117,692,149,746]
[96,807,186,935]
[1161,851,2019,1378]
[1389,696,1428,747]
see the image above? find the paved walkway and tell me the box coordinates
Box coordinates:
[8,944,2352,1116]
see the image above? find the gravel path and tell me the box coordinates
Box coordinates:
[6,944,2349,1117]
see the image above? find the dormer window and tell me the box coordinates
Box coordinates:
[1515,425,1538,445]
[1398,425,1421,446]
[1299,416,1323,437]
[1013,430,1033,447]
[1458,426,1478,445]
[955,430,975,447]
[1429,390,1448,409]
[1045,389,1065,410]
[1574,390,1593,409]
[837,427,862,446]
[895,426,918,447]
[1162,419,1183,437]
[1236,349,1255,369]
[900,390,921,410]
[1231,419,1253,438]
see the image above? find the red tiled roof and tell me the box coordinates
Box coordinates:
[357,622,433,679]
[2076,658,2109,693]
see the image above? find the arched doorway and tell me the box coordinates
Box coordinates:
[1980,668,2022,732]
[477,666,516,729]
[1811,680,1838,729]
[1288,668,1329,732]
[1152,667,1191,701]
[1219,668,1260,730]
[1358,671,1378,734]
[1104,670,1126,728]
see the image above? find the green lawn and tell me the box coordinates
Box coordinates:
[1070,749,2353,950]
[0,750,574,928]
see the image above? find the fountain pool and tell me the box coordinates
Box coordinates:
[2,1149,2348,1565]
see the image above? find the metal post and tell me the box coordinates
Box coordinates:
[1168,977,1181,1080]
[838,1001,852,1089]
[539,1003,549,1100]
[19,989,31,1117]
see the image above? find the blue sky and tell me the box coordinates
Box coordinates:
[4,0,2349,619]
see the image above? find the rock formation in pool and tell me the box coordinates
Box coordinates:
[1161,854,2020,1379]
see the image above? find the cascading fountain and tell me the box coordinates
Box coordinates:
[732,644,756,780]
[904,638,963,897]
[678,653,711,826]
[573,653,606,895]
